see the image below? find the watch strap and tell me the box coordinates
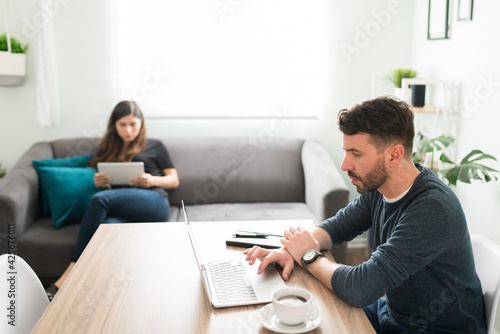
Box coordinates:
[301,250,324,275]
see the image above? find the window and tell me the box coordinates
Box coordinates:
[111,0,331,118]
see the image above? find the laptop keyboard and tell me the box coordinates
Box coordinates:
[209,261,258,303]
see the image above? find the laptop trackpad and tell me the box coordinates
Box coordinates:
[244,262,286,301]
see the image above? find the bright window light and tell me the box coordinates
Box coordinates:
[111,0,331,118]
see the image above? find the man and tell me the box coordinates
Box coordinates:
[245,96,486,333]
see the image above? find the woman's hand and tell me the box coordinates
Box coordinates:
[130,173,155,188]
[244,246,295,281]
[94,173,111,189]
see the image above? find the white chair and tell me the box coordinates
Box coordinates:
[0,254,49,334]
[471,234,500,334]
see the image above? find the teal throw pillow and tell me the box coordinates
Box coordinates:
[33,154,93,217]
[36,166,100,228]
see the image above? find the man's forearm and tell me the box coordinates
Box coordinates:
[311,226,333,251]
[306,256,340,291]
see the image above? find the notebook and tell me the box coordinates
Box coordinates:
[97,162,144,185]
[182,201,286,308]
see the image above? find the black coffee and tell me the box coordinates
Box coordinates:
[277,295,308,306]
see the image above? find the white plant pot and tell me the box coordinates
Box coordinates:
[394,87,412,103]
[0,52,26,86]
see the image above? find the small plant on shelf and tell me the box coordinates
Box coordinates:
[389,68,417,88]
[413,133,499,186]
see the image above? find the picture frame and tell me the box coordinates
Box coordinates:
[457,0,474,21]
[427,0,451,40]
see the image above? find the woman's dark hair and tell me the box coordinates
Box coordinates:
[337,96,415,159]
[89,101,147,167]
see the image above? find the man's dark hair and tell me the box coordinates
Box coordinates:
[337,96,415,159]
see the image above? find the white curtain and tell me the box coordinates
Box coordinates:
[35,0,60,127]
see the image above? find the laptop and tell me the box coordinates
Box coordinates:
[181,201,286,308]
[97,162,144,185]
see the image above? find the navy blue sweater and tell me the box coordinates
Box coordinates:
[319,165,486,333]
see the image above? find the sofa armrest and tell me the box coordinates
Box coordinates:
[302,140,349,222]
[0,142,53,251]
[302,141,349,263]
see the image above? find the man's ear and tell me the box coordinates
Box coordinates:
[388,144,405,166]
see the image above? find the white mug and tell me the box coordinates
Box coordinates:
[272,287,313,326]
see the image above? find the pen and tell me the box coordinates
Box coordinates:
[232,233,268,238]
[236,230,284,238]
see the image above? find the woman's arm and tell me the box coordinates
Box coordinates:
[130,168,180,190]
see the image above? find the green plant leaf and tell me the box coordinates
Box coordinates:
[459,149,498,165]
[388,68,417,88]
[417,135,454,154]
[0,33,29,54]
[439,153,455,164]
[440,167,459,186]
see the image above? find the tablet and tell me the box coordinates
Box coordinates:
[97,162,145,185]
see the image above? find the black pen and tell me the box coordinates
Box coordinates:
[232,233,268,238]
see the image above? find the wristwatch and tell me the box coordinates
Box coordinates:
[301,250,324,275]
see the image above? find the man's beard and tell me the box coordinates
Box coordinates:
[348,157,389,194]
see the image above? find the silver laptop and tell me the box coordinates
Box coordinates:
[181,201,286,308]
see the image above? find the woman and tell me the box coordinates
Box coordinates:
[45,101,180,300]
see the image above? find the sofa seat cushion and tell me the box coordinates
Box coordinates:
[177,202,318,223]
[17,218,80,279]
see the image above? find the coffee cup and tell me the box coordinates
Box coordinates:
[272,287,313,326]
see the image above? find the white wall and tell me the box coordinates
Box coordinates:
[0,0,414,194]
[411,1,500,331]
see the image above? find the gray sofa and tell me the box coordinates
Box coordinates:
[0,137,349,283]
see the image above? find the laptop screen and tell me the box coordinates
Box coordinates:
[182,201,203,269]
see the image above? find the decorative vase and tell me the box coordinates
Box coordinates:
[411,85,426,107]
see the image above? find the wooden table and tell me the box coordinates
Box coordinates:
[32,220,375,333]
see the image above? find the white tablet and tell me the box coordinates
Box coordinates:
[97,162,145,185]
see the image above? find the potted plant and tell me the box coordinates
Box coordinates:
[413,133,499,186]
[0,163,6,180]
[389,68,417,101]
[0,33,29,86]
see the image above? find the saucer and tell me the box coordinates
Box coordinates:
[258,303,322,333]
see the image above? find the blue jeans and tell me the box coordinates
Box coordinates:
[363,297,421,334]
[71,188,169,262]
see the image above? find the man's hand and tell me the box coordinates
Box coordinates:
[244,246,295,281]
[281,226,321,265]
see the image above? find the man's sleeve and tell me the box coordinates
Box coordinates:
[318,194,373,247]
[329,197,452,308]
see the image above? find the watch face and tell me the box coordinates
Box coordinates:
[303,250,316,261]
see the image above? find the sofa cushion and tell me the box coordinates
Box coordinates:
[35,166,101,228]
[33,154,94,217]
[165,138,306,206]
[17,218,80,280]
